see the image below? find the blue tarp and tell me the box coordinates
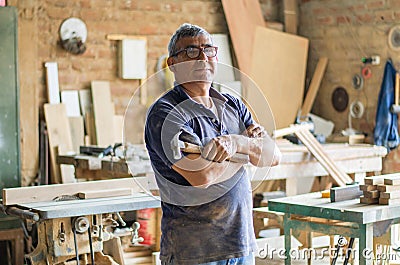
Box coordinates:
[374,60,400,150]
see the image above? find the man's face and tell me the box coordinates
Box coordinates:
[168,34,218,85]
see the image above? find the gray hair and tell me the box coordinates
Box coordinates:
[168,23,212,56]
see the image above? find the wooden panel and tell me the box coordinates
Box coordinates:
[221,0,265,74]
[248,27,308,130]
[44,104,75,184]
[300,57,328,117]
[91,81,115,147]
[2,177,147,205]
[77,188,132,199]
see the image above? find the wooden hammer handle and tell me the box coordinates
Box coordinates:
[180,142,250,163]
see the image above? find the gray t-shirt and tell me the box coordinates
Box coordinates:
[144,85,257,264]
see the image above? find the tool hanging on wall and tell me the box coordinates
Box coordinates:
[391,72,400,113]
[388,25,400,51]
[352,74,364,90]
[59,17,87,55]
[331,86,349,112]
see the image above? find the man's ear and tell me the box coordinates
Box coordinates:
[167,56,176,72]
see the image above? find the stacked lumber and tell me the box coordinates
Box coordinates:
[359,176,382,204]
[378,174,400,205]
[359,174,400,205]
[45,79,124,183]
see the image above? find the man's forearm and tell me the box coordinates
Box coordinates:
[172,154,243,188]
[234,135,280,167]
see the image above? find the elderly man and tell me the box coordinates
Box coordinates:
[145,23,280,265]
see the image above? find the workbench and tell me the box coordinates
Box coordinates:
[248,143,387,195]
[268,192,400,265]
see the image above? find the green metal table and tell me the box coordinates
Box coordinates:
[269,192,400,265]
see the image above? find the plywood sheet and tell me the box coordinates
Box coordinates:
[247,27,309,130]
[114,115,124,143]
[221,0,265,74]
[91,81,115,147]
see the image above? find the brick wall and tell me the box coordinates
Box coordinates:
[13,0,398,183]
[10,0,278,185]
[299,0,400,173]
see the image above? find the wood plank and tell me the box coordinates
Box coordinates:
[19,12,39,186]
[2,177,147,205]
[221,0,265,75]
[91,81,115,147]
[44,104,75,184]
[61,90,80,117]
[300,57,328,117]
[77,188,132,199]
[283,0,298,34]
[380,190,400,199]
[103,237,125,265]
[379,197,400,205]
[44,62,60,104]
[359,184,377,191]
[363,190,380,199]
[377,184,400,192]
[364,176,384,185]
[68,116,84,154]
[384,174,400,185]
[360,196,379,204]
[114,115,124,143]
[248,27,308,130]
[78,89,91,117]
[296,128,352,186]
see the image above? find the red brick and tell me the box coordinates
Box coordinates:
[356,13,374,23]
[366,1,385,10]
[137,0,161,12]
[317,16,334,25]
[162,2,182,13]
[375,10,395,22]
[336,15,351,24]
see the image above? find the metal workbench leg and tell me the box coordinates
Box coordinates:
[284,214,291,265]
[359,223,373,265]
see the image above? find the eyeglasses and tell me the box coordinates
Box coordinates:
[171,46,218,59]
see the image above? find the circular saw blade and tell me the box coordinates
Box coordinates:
[331,86,349,112]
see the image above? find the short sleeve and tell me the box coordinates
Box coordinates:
[145,102,195,168]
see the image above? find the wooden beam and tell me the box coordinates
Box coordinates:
[295,128,352,186]
[2,177,147,205]
[77,188,133,199]
[300,57,328,117]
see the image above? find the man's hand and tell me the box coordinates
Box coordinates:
[246,123,267,138]
[202,135,238,163]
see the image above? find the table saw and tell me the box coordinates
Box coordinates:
[1,177,160,265]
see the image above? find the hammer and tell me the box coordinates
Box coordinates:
[170,131,250,164]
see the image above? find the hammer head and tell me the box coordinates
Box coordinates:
[170,131,185,159]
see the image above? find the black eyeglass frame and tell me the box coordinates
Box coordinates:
[171,46,218,59]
